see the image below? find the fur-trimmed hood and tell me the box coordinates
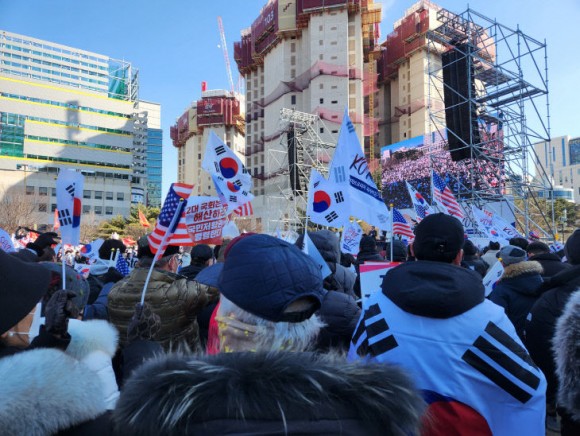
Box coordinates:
[66,319,119,360]
[114,352,424,435]
[0,348,107,435]
[500,260,543,280]
[553,288,580,420]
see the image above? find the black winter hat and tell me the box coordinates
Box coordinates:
[218,234,324,323]
[413,213,464,262]
[191,244,214,263]
[39,262,91,311]
[463,240,478,256]
[564,229,580,265]
[0,249,51,334]
[386,240,407,262]
[359,235,377,252]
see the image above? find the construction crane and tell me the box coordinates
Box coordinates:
[217,16,235,93]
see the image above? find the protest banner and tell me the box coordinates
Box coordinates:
[0,228,15,252]
[184,196,228,245]
[359,261,400,300]
[340,221,363,255]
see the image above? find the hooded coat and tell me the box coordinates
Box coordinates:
[553,289,580,422]
[108,267,217,352]
[529,252,572,279]
[488,260,543,341]
[349,261,546,435]
[113,351,424,435]
[526,264,580,405]
[0,348,111,435]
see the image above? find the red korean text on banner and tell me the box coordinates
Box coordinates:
[184,196,228,245]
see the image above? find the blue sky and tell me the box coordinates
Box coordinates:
[1,0,578,197]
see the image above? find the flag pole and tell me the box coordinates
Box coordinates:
[389,204,394,262]
[61,245,67,290]
[139,198,185,306]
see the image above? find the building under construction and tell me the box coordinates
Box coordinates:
[171,86,245,199]
[234,0,382,232]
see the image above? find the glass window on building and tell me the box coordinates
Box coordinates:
[94,191,103,200]
[105,206,113,215]
[51,188,57,197]
[26,186,35,195]
[39,187,48,196]
[95,206,103,215]
[106,191,113,200]
[83,205,91,213]
[83,190,92,199]
[51,204,57,212]
[117,192,124,201]
[38,204,47,212]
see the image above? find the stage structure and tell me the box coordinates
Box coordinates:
[426,7,554,238]
[266,108,335,232]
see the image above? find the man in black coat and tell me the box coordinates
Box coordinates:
[526,229,580,433]
[527,241,572,279]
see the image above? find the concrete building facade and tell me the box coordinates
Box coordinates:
[534,135,580,203]
[0,30,150,229]
[171,89,245,198]
[234,0,382,231]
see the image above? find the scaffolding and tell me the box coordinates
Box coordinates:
[266,108,335,232]
[426,7,554,238]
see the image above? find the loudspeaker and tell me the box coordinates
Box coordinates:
[442,43,480,162]
[287,129,301,194]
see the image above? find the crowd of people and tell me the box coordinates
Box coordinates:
[381,143,503,209]
[0,215,579,434]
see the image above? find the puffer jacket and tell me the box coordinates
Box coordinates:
[529,252,572,279]
[489,260,544,341]
[108,268,217,352]
[114,352,424,435]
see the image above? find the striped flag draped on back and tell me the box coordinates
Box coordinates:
[432,171,464,219]
[147,183,193,254]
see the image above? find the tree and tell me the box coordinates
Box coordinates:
[96,204,161,240]
[97,215,126,239]
[0,185,41,235]
[80,212,100,243]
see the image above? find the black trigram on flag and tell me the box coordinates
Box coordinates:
[65,183,75,197]
[313,181,320,188]
[347,120,355,133]
[352,303,398,358]
[334,191,344,203]
[462,321,541,404]
[229,195,237,202]
[214,162,220,172]
[333,166,346,183]
[233,180,242,187]
[58,208,72,226]
[241,190,248,196]
[215,145,226,156]
[325,211,339,222]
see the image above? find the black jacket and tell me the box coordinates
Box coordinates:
[114,352,424,435]
[316,290,361,351]
[488,261,544,341]
[179,263,206,281]
[529,252,572,279]
[526,264,580,403]
[462,254,489,277]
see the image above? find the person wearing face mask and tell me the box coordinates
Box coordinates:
[0,249,114,434]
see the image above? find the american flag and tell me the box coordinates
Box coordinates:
[115,254,130,277]
[392,207,415,240]
[234,201,253,217]
[147,183,193,254]
[432,171,464,219]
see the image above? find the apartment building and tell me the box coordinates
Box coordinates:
[234,0,382,231]
[171,89,245,198]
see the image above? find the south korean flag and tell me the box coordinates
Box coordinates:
[56,168,84,246]
[307,169,349,227]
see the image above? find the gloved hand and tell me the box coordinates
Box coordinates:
[26,232,60,257]
[44,289,78,337]
[127,303,161,342]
